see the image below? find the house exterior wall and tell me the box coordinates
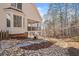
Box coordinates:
[0,3,10,31]
[0,3,42,34]
[22,3,42,22]
[5,9,25,34]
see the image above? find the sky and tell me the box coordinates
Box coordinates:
[35,3,49,17]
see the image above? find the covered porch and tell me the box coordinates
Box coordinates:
[27,19,42,38]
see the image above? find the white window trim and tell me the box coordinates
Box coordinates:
[13,14,23,27]
[11,3,22,11]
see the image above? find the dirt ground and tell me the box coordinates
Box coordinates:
[1,37,79,49]
[1,37,79,56]
[44,37,79,49]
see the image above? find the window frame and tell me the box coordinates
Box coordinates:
[11,3,17,8]
[17,3,22,10]
[13,15,22,27]
[11,3,22,10]
[7,18,11,27]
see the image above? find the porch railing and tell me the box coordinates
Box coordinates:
[28,27,41,31]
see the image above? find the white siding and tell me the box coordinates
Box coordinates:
[0,3,42,34]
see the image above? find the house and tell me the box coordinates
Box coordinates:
[0,3,42,38]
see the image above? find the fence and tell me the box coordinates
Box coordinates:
[0,31,9,40]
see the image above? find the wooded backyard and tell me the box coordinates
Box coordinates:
[43,3,79,38]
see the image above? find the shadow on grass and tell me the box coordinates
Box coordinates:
[20,41,53,50]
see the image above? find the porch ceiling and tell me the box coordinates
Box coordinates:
[28,19,41,24]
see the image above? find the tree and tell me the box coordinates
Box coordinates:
[44,3,79,38]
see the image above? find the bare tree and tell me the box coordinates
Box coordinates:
[43,3,79,38]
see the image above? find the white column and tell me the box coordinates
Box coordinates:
[11,13,13,34]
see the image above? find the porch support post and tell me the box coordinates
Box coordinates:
[37,23,39,31]
[31,24,32,37]
[40,22,42,36]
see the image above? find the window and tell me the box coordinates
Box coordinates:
[13,15,22,27]
[11,3,16,7]
[11,3,22,10]
[7,18,10,27]
[17,3,22,10]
